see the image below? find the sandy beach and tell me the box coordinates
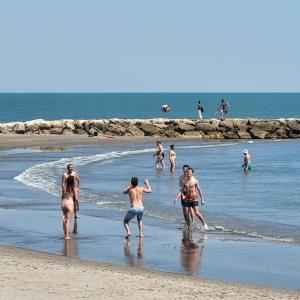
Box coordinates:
[1,245,299,300]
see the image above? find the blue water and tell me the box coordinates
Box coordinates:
[0,93,299,122]
[3,138,299,245]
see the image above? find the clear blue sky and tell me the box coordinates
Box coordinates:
[0,0,299,92]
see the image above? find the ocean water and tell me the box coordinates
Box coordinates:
[0,93,299,122]
[4,138,299,245]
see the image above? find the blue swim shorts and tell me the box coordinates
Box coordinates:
[124,206,144,223]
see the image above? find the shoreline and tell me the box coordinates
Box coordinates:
[1,244,299,300]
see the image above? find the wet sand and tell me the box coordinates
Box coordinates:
[0,134,161,149]
[1,244,299,300]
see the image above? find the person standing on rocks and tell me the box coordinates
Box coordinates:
[216,99,231,120]
[197,101,204,119]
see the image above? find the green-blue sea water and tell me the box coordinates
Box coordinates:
[0,93,299,122]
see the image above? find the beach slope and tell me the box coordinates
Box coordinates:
[1,245,299,300]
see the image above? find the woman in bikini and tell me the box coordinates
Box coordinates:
[169,144,176,173]
[61,175,77,240]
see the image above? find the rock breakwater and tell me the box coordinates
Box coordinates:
[1,118,300,139]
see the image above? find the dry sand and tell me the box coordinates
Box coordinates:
[0,245,299,300]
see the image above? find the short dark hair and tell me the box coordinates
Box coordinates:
[170,144,174,150]
[131,177,138,187]
[188,167,194,173]
[182,164,189,170]
[67,164,73,169]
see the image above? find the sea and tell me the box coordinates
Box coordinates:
[0,93,300,288]
[0,92,299,122]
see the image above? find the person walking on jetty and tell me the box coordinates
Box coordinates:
[62,164,80,218]
[123,177,152,239]
[61,174,76,240]
[154,141,165,168]
[169,145,176,173]
[197,101,204,119]
[182,168,208,230]
[216,99,231,120]
[174,165,194,226]
[242,149,252,172]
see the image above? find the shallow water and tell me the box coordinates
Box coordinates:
[5,138,300,245]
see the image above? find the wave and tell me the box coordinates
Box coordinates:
[14,142,238,196]
[14,148,156,196]
[177,142,239,149]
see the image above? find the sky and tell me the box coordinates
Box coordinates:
[0,0,299,92]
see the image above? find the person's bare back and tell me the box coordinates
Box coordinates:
[123,177,152,238]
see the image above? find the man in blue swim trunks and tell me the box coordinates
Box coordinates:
[123,177,152,239]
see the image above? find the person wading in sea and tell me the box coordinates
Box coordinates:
[123,177,152,239]
[62,164,80,218]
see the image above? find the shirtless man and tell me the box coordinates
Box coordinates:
[62,164,80,218]
[174,165,194,225]
[216,99,231,121]
[154,141,165,168]
[242,149,252,172]
[182,168,208,230]
[123,177,152,239]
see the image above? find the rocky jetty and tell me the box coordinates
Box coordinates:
[0,118,300,139]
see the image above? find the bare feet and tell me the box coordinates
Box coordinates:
[125,234,131,239]
[65,236,71,240]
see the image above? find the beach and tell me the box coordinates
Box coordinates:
[1,245,299,300]
[0,134,300,299]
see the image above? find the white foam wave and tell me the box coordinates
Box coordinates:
[213,226,295,244]
[14,148,155,196]
[177,142,238,149]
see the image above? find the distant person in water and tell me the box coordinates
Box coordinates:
[61,173,76,240]
[174,164,194,225]
[153,141,165,168]
[197,101,204,119]
[242,149,252,172]
[216,99,231,120]
[62,164,80,218]
[123,177,152,239]
[169,145,176,173]
[182,168,208,230]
